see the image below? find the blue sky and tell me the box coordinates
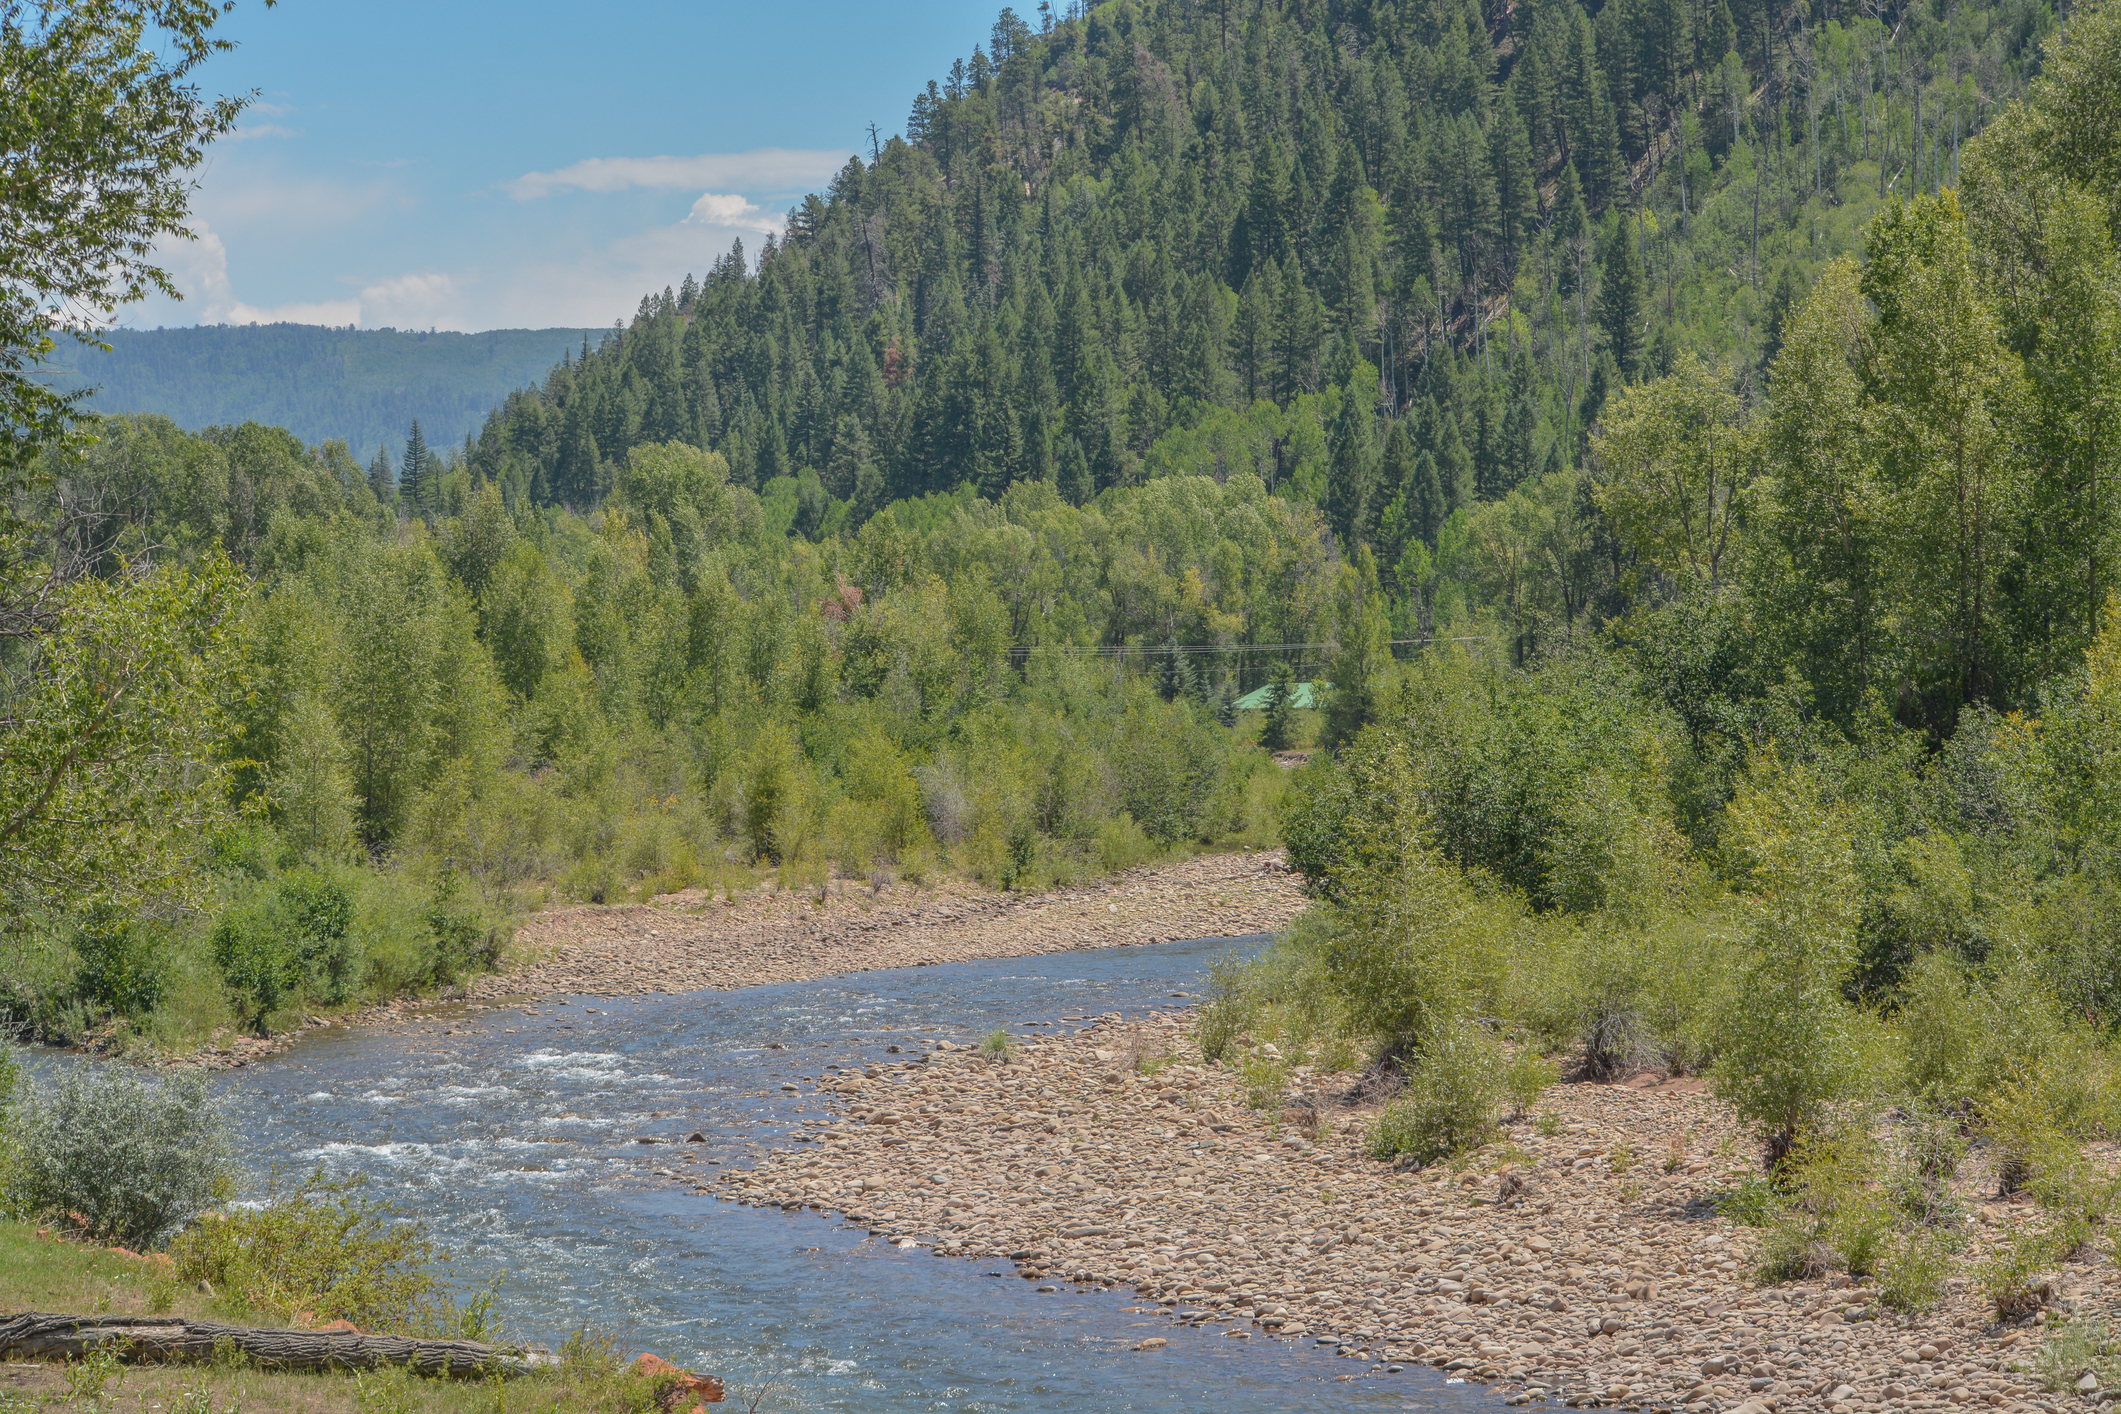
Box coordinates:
[129,0,1007,332]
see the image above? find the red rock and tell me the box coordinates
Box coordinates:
[634,1353,724,1403]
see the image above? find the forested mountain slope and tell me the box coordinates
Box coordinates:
[465,0,2047,593]
[47,324,594,462]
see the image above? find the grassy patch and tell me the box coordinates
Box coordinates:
[0,1224,707,1413]
[2029,1318,2121,1395]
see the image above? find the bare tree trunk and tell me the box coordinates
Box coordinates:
[0,1314,557,1379]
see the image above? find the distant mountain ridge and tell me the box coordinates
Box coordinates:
[45,323,598,462]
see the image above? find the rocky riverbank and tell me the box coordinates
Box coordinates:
[163,851,1299,1069]
[681,1012,2092,1414]
[473,848,1303,1000]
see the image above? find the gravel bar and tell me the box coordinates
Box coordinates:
[685,1012,2085,1414]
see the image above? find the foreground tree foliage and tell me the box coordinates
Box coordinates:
[0,2,259,1025]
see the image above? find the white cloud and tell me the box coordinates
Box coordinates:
[123,155,802,331]
[121,221,461,329]
[470,212,776,328]
[503,147,851,200]
[224,122,298,143]
[682,192,780,233]
[356,272,465,330]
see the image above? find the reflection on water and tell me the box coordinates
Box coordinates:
[203,936,1494,1412]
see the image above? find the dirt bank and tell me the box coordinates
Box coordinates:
[471,849,1304,1001]
[689,1014,2079,1414]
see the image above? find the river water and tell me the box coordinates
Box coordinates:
[201,934,1492,1413]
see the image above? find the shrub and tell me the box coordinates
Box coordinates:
[1195,950,1259,1063]
[169,1171,476,1335]
[1113,690,1224,844]
[1094,813,1155,874]
[2032,1319,2121,1395]
[7,1066,231,1247]
[1900,951,2078,1112]
[1312,849,1515,1065]
[70,907,172,1018]
[1877,1228,1956,1312]
[1366,1020,1505,1164]
[1979,1221,2068,1320]
[1503,1048,1559,1117]
[1753,1125,1895,1282]
[1238,1054,1288,1111]
[1710,752,1869,1165]
[977,1028,1013,1059]
[211,870,360,1027]
[423,874,496,988]
[279,870,355,999]
[1985,1068,2087,1198]
[208,905,302,1032]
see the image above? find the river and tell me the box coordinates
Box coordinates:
[204,934,1493,1412]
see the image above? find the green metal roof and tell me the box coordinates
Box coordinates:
[1231,680,1326,712]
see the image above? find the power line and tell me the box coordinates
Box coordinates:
[1007,636,1487,657]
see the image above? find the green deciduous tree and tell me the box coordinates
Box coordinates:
[1712,752,1868,1165]
[1591,353,1752,590]
[1861,194,2028,721]
[2,0,253,476]
[0,553,246,926]
[1753,259,1881,720]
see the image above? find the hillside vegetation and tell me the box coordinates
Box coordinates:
[5,0,2118,1107]
[462,0,2046,644]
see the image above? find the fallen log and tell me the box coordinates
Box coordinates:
[0,1313,554,1377]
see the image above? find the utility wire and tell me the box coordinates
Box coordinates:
[1007,636,1488,657]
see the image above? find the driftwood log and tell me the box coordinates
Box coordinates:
[0,1313,554,1377]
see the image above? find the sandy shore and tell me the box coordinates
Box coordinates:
[678,1013,2083,1414]
[471,849,1305,1000]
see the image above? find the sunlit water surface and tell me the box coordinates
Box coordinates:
[178,935,1498,1412]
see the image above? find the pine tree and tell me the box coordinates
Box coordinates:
[366,445,395,503]
[1059,435,1094,506]
[1322,546,1390,753]
[1503,370,1540,491]
[1325,377,1380,549]
[1156,639,1201,702]
[1377,417,1419,567]
[1258,654,1298,752]
[826,415,873,500]
[1411,449,1449,545]
[1435,408,1473,513]
[400,420,431,515]
[1596,0,1648,159]
[1473,380,1508,501]
[1490,100,1539,281]
[1585,90,1631,210]
[1380,417,1419,507]
[1705,0,1737,66]
[1599,218,1649,382]
[1643,0,1692,98]
[1237,137,1294,282]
